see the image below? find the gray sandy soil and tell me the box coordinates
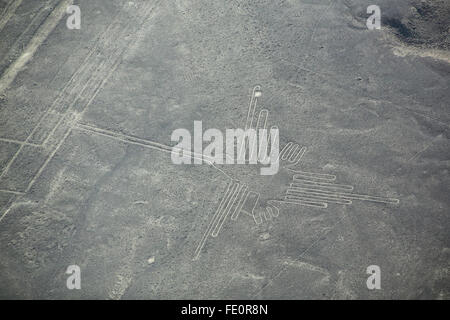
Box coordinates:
[0,0,448,299]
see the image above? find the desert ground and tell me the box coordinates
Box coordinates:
[0,0,449,299]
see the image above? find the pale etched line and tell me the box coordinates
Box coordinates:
[230,186,249,221]
[0,196,16,223]
[0,0,24,32]
[0,0,73,179]
[266,205,278,219]
[240,86,276,164]
[25,55,115,192]
[289,185,350,195]
[289,184,353,194]
[0,148,18,178]
[46,53,106,114]
[0,189,24,195]
[193,180,234,260]
[211,183,241,237]
[282,144,306,166]
[288,185,399,204]
[23,61,118,193]
[308,0,335,43]
[76,123,178,154]
[24,127,72,193]
[279,143,306,167]
[285,193,352,205]
[0,0,164,220]
[408,143,432,162]
[0,192,17,220]
[243,191,261,224]
[22,0,145,148]
[46,25,132,136]
[264,203,281,221]
[42,0,164,147]
[240,86,261,160]
[241,190,279,225]
[256,109,268,132]
[266,200,280,217]
[0,137,41,147]
[284,144,299,161]
[280,142,293,161]
[390,103,450,129]
[1,142,24,179]
[29,2,129,144]
[302,0,336,64]
[287,187,345,198]
[209,181,239,236]
[23,56,120,193]
[292,176,353,188]
[46,17,117,88]
[407,135,442,162]
[287,145,300,161]
[338,193,399,204]
[74,123,234,180]
[283,259,330,276]
[0,126,70,222]
[286,81,305,90]
[14,38,98,148]
[271,199,327,209]
[245,86,261,130]
[264,207,273,221]
[291,181,354,193]
[42,53,121,159]
[42,59,109,146]
[265,203,280,220]
[286,169,336,181]
[284,195,330,207]
[43,0,163,146]
[290,146,306,164]
[257,124,279,164]
[0,135,38,180]
[75,63,114,116]
[0,0,73,93]
[0,1,52,68]
[253,109,269,159]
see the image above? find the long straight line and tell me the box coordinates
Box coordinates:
[193,180,234,260]
[292,179,354,191]
[0,189,24,195]
[272,199,327,208]
[285,193,351,205]
[212,183,241,237]
[0,137,41,146]
[288,185,399,204]
[0,0,24,32]
[0,0,73,93]
[25,127,72,193]
[0,0,73,179]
